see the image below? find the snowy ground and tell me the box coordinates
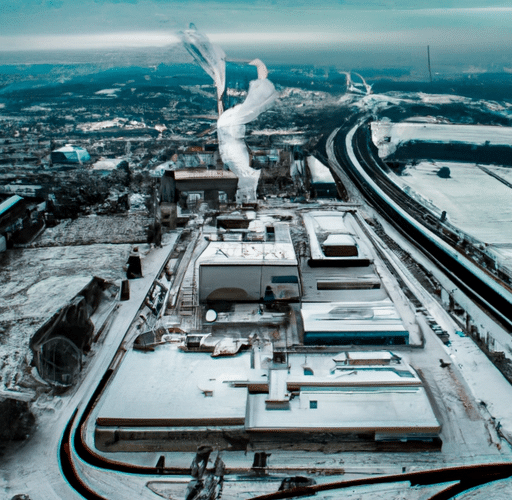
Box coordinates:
[1,232,180,499]
[32,214,152,247]
[389,161,512,245]
[328,122,512,447]
[0,243,132,394]
[66,208,512,498]
[455,476,512,499]
[356,95,512,276]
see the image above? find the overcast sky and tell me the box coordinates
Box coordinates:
[1,0,512,72]
[0,1,510,47]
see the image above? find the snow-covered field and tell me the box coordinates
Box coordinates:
[390,161,512,245]
[356,95,512,270]
[0,244,131,395]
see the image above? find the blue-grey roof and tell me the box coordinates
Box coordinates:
[0,195,23,216]
[51,145,91,163]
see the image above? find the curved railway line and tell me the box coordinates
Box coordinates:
[328,118,512,332]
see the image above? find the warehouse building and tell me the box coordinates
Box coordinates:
[93,348,440,452]
[197,223,300,303]
[301,211,410,345]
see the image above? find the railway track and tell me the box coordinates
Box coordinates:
[329,119,512,332]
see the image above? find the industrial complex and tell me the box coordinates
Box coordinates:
[2,36,512,500]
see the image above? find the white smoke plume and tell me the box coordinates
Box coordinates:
[180,23,226,115]
[180,27,278,202]
[217,59,278,202]
[340,71,373,95]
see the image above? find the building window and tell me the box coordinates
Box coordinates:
[309,400,318,409]
[272,275,299,284]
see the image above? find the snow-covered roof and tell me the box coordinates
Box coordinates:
[92,159,127,171]
[173,168,237,181]
[96,345,250,425]
[246,385,440,433]
[303,211,371,262]
[54,145,88,153]
[0,194,23,216]
[307,156,336,184]
[198,240,297,265]
[323,234,356,247]
[93,347,438,436]
[198,223,297,265]
[332,351,395,363]
[51,145,91,163]
[301,300,406,333]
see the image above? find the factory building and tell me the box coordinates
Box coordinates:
[89,209,437,464]
[197,223,300,303]
[160,168,238,209]
[93,349,440,452]
[301,211,410,345]
[306,156,338,198]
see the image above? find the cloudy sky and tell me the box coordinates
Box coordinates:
[1,0,511,70]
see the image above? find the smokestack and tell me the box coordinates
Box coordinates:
[427,45,433,84]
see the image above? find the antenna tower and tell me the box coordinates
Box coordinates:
[427,45,433,83]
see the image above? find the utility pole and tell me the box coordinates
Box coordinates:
[427,45,433,83]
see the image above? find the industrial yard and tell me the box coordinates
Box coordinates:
[2,39,512,500]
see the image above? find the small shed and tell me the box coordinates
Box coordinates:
[51,145,91,164]
[322,234,358,257]
[306,156,338,198]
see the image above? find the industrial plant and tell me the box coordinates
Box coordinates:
[2,27,512,500]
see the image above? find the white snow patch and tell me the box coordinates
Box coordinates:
[95,88,120,96]
[22,105,51,112]
[251,128,304,136]
[129,193,147,212]
[391,161,512,245]
[78,117,126,132]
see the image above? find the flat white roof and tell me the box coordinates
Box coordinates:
[345,351,395,361]
[94,349,438,436]
[323,234,357,247]
[305,211,350,232]
[302,211,371,262]
[198,224,297,265]
[96,344,250,426]
[300,264,387,303]
[301,301,407,333]
[198,242,297,265]
[92,159,126,170]
[174,169,237,181]
[307,156,336,184]
[246,386,440,433]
